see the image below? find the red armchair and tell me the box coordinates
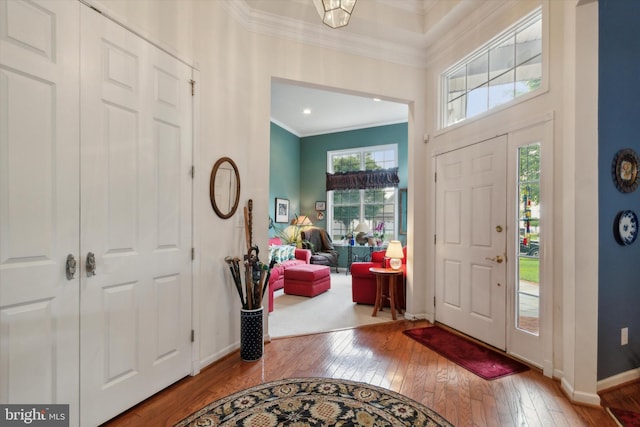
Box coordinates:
[350,247,406,307]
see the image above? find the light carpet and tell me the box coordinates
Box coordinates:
[268,272,396,338]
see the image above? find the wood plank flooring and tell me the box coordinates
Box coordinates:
[103,320,634,426]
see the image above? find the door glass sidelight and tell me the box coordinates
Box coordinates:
[517,143,540,335]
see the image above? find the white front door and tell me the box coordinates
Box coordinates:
[0,0,80,421]
[79,7,193,426]
[435,136,507,349]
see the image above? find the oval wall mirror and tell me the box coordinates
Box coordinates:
[210,157,240,219]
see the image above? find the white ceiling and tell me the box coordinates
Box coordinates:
[270,80,409,137]
[243,0,499,136]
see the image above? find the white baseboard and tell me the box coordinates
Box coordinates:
[560,377,601,406]
[199,342,240,371]
[402,311,430,322]
[597,367,640,392]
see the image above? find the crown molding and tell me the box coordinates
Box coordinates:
[222,0,431,68]
[221,1,512,69]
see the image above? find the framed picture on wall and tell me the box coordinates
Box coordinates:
[275,198,289,223]
[315,201,326,211]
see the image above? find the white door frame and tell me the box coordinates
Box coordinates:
[505,119,554,375]
[430,113,554,374]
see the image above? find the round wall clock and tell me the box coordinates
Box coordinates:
[614,210,638,246]
[611,148,639,193]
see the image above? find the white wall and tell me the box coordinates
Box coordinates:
[95,0,428,367]
[191,0,429,364]
[425,0,563,365]
[423,0,600,404]
[92,0,600,403]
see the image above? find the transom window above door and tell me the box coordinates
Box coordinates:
[441,7,543,128]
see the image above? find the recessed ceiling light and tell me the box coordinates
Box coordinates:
[373,98,381,102]
[303,108,311,115]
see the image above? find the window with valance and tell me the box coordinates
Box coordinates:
[325,167,399,191]
[326,145,398,243]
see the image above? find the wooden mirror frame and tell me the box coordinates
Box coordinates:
[210,157,241,219]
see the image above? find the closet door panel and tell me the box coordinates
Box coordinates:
[79,6,193,426]
[0,0,80,424]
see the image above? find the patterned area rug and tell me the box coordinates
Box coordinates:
[175,377,453,426]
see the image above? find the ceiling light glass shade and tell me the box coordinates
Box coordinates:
[312,0,357,29]
[385,240,404,270]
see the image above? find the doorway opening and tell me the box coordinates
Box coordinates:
[268,78,409,337]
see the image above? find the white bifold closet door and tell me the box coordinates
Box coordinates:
[0,0,80,419]
[0,1,194,426]
[79,5,193,427]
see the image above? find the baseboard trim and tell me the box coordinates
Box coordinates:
[597,367,640,392]
[402,311,430,322]
[561,377,601,406]
[199,342,240,371]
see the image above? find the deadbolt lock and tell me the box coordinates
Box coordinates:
[485,255,504,264]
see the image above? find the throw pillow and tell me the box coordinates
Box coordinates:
[268,245,296,264]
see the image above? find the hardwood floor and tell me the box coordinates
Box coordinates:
[103,320,632,426]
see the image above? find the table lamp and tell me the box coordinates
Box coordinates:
[354,222,370,245]
[291,216,313,226]
[385,240,404,270]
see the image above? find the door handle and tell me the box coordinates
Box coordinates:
[485,255,504,264]
[66,254,77,280]
[86,252,97,277]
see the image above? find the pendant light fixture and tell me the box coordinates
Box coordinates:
[312,0,357,29]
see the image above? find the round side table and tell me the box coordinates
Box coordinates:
[369,267,404,320]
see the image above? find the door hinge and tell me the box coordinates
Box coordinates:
[191,248,195,260]
[191,329,195,342]
[434,296,436,307]
[190,165,195,179]
[434,172,437,182]
[434,234,436,244]
[190,79,195,96]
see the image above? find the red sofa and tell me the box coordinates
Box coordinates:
[267,238,311,312]
[350,247,406,307]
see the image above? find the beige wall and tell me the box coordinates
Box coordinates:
[190,0,428,365]
[93,0,600,403]
[95,0,428,367]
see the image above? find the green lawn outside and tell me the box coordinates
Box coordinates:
[519,256,539,283]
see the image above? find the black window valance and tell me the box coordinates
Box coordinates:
[326,167,399,191]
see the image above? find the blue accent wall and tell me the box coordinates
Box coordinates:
[269,123,301,232]
[598,0,640,379]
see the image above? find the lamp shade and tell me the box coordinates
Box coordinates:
[312,0,357,29]
[291,215,313,226]
[354,222,370,233]
[385,240,404,270]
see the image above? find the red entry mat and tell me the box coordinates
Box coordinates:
[403,326,529,380]
[607,407,640,427]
